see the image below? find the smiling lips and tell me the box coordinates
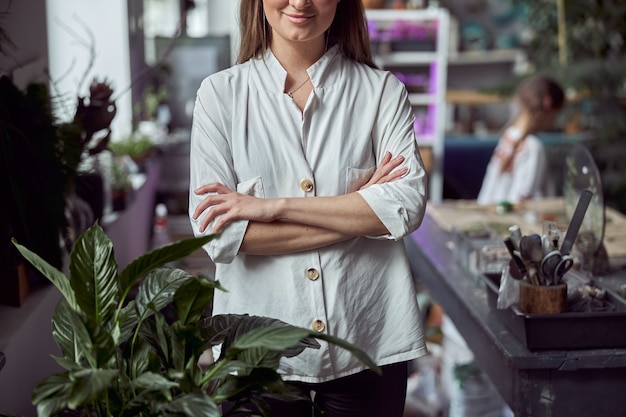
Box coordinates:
[285,13,314,24]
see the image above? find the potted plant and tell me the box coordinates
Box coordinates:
[109,157,133,212]
[9,224,378,417]
[108,133,155,172]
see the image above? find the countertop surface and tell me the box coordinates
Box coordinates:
[405,205,626,416]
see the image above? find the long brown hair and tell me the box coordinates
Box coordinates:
[237,0,376,68]
[514,75,565,134]
[498,75,565,172]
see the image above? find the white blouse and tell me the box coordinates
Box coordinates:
[188,46,428,383]
[477,127,549,205]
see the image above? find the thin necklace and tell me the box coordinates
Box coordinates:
[287,77,310,99]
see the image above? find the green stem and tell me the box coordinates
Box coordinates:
[199,360,227,387]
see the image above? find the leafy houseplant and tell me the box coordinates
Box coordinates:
[0,74,120,298]
[109,157,133,212]
[0,77,72,272]
[108,133,155,172]
[109,134,154,161]
[10,224,378,417]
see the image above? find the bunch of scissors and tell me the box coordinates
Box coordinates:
[502,189,593,286]
[503,223,573,286]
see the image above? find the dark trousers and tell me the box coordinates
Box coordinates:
[222,361,408,417]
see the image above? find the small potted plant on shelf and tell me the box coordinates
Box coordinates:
[108,132,155,172]
[9,224,378,417]
[109,157,133,212]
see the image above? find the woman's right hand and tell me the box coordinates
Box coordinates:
[192,183,276,233]
[359,151,408,190]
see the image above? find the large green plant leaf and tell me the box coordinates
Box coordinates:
[51,299,81,362]
[134,268,191,319]
[174,277,223,325]
[66,368,119,410]
[130,371,179,393]
[119,269,189,363]
[32,374,73,417]
[202,315,380,375]
[139,313,174,368]
[311,333,381,375]
[202,360,255,383]
[173,321,214,384]
[199,315,320,373]
[213,367,307,414]
[200,315,320,356]
[118,235,217,298]
[32,368,118,417]
[58,301,93,366]
[230,326,318,354]
[126,336,153,380]
[11,239,77,309]
[226,326,318,370]
[118,299,138,342]
[69,223,119,325]
[119,372,177,416]
[54,298,116,368]
[86,319,119,368]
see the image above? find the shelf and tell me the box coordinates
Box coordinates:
[375,49,523,68]
[365,8,445,21]
[416,135,436,145]
[366,8,449,203]
[374,51,439,67]
[408,93,437,106]
[448,49,524,65]
[446,89,507,105]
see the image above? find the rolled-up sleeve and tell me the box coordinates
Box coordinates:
[357,75,427,240]
[188,76,248,264]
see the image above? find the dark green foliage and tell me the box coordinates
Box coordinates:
[515,0,626,65]
[0,77,70,269]
[12,224,379,417]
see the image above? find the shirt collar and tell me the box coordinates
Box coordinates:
[259,45,340,93]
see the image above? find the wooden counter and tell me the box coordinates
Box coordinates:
[405,202,626,417]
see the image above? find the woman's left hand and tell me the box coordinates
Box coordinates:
[360,152,407,190]
[192,183,275,233]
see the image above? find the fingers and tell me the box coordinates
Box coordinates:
[194,182,230,196]
[192,182,269,233]
[377,153,405,178]
[192,183,234,232]
[360,152,408,190]
[385,165,408,182]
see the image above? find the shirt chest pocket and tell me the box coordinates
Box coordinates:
[237,176,265,198]
[344,166,375,194]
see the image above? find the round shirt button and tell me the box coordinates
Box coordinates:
[312,319,325,332]
[306,268,320,281]
[300,179,314,193]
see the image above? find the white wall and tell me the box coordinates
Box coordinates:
[207,0,239,64]
[46,0,133,138]
[0,0,49,87]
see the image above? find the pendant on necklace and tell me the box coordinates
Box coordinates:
[287,77,310,100]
